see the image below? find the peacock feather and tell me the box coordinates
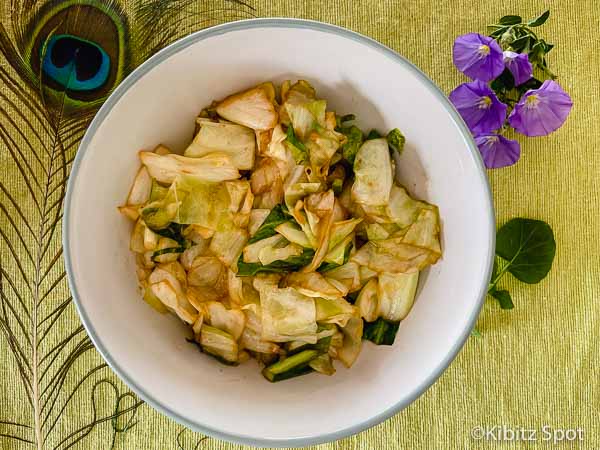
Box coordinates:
[0,0,255,448]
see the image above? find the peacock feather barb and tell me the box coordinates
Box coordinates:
[0,0,255,448]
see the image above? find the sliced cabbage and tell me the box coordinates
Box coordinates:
[240,327,280,354]
[187,285,224,307]
[259,286,317,343]
[150,280,197,324]
[337,316,363,368]
[275,222,312,248]
[386,185,429,228]
[180,243,208,270]
[118,205,139,221]
[285,100,325,140]
[285,272,344,300]
[143,226,159,251]
[262,125,295,180]
[199,325,239,364]
[356,278,379,322]
[152,237,183,263]
[250,157,283,208]
[216,86,278,130]
[365,223,390,240]
[329,218,362,250]
[259,243,303,266]
[205,302,246,340]
[288,201,318,248]
[302,191,335,272]
[284,182,322,211]
[248,209,271,236]
[153,144,171,155]
[149,178,169,203]
[141,283,169,314]
[126,166,152,205]
[130,219,146,253]
[377,271,419,322]
[173,176,234,230]
[351,138,393,206]
[315,297,356,327]
[192,313,204,336]
[225,180,252,213]
[351,237,438,273]
[187,256,225,287]
[243,235,286,263]
[324,261,361,293]
[139,151,239,184]
[209,228,248,267]
[323,234,353,266]
[306,128,341,175]
[401,207,442,257]
[308,353,336,376]
[184,121,255,170]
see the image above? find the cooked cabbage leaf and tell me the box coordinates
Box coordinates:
[185,121,255,170]
[351,138,393,206]
[216,86,278,130]
[139,151,239,184]
[259,286,318,343]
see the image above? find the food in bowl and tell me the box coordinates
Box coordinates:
[119,80,442,382]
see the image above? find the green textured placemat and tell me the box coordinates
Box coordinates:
[1,0,598,449]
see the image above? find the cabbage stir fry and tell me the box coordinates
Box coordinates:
[120,80,442,382]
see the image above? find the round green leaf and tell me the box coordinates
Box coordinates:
[495,218,556,284]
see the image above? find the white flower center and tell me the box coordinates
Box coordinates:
[478,44,491,57]
[525,94,540,109]
[484,136,499,146]
[478,96,492,109]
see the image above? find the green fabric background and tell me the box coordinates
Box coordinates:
[1,0,598,449]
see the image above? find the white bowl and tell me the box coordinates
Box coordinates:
[64,19,494,447]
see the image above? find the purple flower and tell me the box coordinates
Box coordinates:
[475,134,521,169]
[503,51,533,86]
[508,80,573,136]
[449,81,507,134]
[453,33,505,81]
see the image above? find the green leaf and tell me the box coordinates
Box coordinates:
[317,242,353,272]
[365,129,382,140]
[495,218,556,284]
[386,128,405,155]
[247,204,290,244]
[339,125,364,165]
[153,222,186,245]
[236,248,316,276]
[490,68,515,95]
[489,26,509,38]
[362,318,400,345]
[490,289,514,309]
[528,10,550,27]
[285,125,308,163]
[335,113,356,128]
[151,246,186,262]
[498,15,522,25]
[509,35,533,53]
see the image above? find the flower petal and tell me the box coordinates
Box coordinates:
[503,51,533,86]
[508,80,573,136]
[475,134,521,169]
[453,33,505,81]
[449,81,507,134]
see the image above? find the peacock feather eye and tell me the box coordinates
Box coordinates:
[23,0,129,113]
[41,34,111,92]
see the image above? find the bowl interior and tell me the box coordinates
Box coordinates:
[65,20,493,446]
